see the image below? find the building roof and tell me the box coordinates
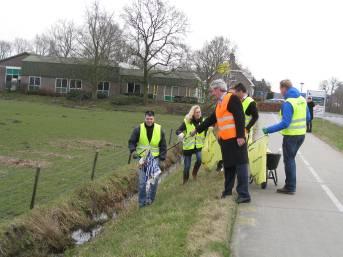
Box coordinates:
[0,52,32,64]
[22,55,120,81]
[120,68,200,87]
[20,54,200,87]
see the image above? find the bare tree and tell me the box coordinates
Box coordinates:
[193,36,235,99]
[123,0,188,104]
[319,77,343,112]
[33,34,52,56]
[49,20,78,58]
[77,1,124,99]
[319,77,341,96]
[12,38,33,54]
[0,40,12,60]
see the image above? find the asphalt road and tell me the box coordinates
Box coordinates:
[232,112,343,257]
[322,112,343,127]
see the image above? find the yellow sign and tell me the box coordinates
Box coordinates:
[216,62,230,75]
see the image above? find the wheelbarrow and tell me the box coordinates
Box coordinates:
[261,153,281,189]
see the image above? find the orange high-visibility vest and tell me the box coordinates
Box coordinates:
[216,93,237,140]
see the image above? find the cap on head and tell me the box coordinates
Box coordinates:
[210,79,227,92]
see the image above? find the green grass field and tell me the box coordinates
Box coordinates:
[65,169,236,257]
[0,97,182,223]
[313,118,343,152]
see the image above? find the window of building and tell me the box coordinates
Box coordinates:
[172,86,179,96]
[5,67,21,88]
[97,81,110,96]
[127,82,141,95]
[69,79,82,90]
[55,78,68,94]
[28,76,41,91]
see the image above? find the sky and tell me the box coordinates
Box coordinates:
[1,0,342,92]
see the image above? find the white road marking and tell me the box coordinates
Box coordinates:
[270,113,343,213]
[321,185,343,212]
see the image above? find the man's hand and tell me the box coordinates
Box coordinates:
[177,132,185,142]
[138,157,145,168]
[262,128,268,135]
[132,151,139,159]
[190,130,197,137]
[237,138,246,147]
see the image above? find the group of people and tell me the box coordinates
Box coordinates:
[128,78,311,207]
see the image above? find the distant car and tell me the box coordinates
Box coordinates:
[265,98,285,103]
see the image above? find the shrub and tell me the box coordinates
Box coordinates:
[66,90,92,101]
[97,92,109,99]
[26,88,60,97]
[257,102,282,112]
[111,95,144,106]
[174,96,198,104]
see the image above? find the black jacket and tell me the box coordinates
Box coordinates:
[307,101,315,121]
[128,123,167,161]
[176,117,207,156]
[244,100,259,131]
[197,94,248,167]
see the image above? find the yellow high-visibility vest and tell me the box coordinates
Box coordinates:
[183,118,205,150]
[280,96,307,136]
[242,96,255,127]
[137,123,161,157]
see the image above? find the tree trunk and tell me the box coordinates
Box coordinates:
[143,64,148,105]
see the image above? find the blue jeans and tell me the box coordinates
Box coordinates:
[138,161,160,208]
[282,135,305,192]
[183,151,202,177]
[224,164,250,199]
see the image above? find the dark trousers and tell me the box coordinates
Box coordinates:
[306,120,312,132]
[282,135,305,192]
[223,164,250,199]
[183,151,201,178]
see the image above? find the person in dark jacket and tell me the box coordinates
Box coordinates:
[176,105,206,184]
[307,96,315,132]
[191,79,251,204]
[232,83,259,143]
[128,111,167,207]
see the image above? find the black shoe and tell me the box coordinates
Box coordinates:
[221,192,232,199]
[276,187,295,195]
[236,197,251,204]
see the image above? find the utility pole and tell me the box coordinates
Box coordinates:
[300,82,304,93]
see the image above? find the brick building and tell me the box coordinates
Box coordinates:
[0,53,201,102]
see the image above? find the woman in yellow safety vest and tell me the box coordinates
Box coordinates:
[176,105,206,184]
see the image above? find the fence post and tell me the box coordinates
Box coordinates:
[30,166,41,209]
[169,128,173,145]
[91,149,99,181]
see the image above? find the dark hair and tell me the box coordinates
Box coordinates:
[233,83,247,93]
[145,110,155,117]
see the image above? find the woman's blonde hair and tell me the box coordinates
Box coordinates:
[185,105,201,122]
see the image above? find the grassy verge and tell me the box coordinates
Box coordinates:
[312,118,343,152]
[0,145,182,257]
[0,97,182,223]
[65,169,237,257]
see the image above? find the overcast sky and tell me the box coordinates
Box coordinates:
[1,0,342,92]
